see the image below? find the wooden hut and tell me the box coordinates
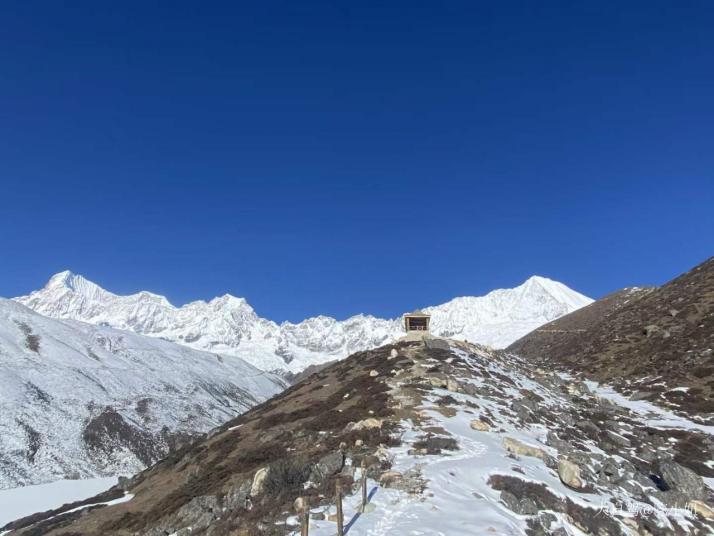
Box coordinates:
[403,310,431,333]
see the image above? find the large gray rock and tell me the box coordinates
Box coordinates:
[166,495,221,533]
[659,461,707,500]
[500,490,539,515]
[604,429,630,448]
[224,480,251,510]
[309,450,344,483]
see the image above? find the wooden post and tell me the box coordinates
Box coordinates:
[301,497,309,536]
[360,460,367,513]
[294,496,309,536]
[335,479,344,536]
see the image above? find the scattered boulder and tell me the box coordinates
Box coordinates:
[309,451,344,483]
[446,378,461,392]
[117,475,132,491]
[172,495,220,533]
[250,467,270,496]
[224,480,251,510]
[389,349,398,359]
[575,420,601,437]
[412,436,459,455]
[545,431,571,453]
[379,467,424,494]
[379,470,403,485]
[598,458,621,482]
[643,324,660,337]
[375,445,392,464]
[511,399,540,424]
[500,490,539,515]
[557,458,584,490]
[369,370,379,377]
[345,418,382,432]
[566,382,589,396]
[527,512,559,536]
[604,430,630,448]
[659,461,707,500]
[429,377,448,388]
[460,382,480,397]
[503,437,546,459]
[470,419,490,432]
[642,324,670,338]
[293,496,309,512]
[425,338,450,350]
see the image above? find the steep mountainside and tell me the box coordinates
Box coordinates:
[15,271,592,372]
[5,339,712,535]
[508,256,714,420]
[0,298,284,489]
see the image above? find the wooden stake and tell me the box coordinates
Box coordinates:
[336,479,344,536]
[301,498,309,536]
[294,496,309,536]
[360,460,367,513]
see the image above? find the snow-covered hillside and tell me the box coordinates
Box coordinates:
[15,271,592,373]
[14,340,712,535]
[0,298,284,489]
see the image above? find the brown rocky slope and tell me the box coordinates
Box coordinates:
[508,256,714,421]
[3,339,713,535]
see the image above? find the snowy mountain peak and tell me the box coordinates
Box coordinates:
[45,270,108,297]
[15,273,593,372]
[46,269,74,287]
[209,294,250,308]
[133,290,173,307]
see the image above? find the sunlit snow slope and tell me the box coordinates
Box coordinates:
[0,298,284,489]
[15,271,592,373]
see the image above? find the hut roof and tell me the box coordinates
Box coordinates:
[404,310,431,317]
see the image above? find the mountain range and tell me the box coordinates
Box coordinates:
[15,271,593,373]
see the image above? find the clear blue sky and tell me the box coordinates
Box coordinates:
[1,1,712,321]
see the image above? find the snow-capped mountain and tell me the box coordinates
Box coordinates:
[0,298,284,489]
[15,271,592,373]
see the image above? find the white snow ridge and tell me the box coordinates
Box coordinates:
[15,272,592,373]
